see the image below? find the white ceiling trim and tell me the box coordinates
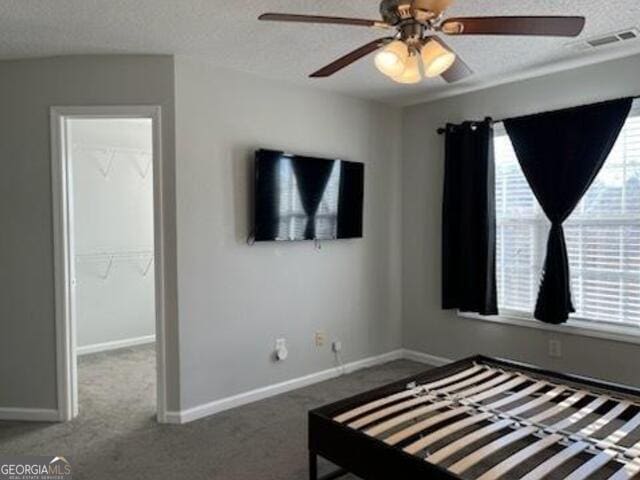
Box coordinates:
[398,41,640,107]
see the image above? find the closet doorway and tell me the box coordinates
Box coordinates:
[51,106,167,423]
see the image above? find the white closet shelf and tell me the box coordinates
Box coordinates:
[75,250,154,279]
[73,143,152,179]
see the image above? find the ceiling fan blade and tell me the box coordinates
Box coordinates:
[429,36,473,83]
[441,16,585,37]
[259,13,388,28]
[441,55,473,83]
[310,38,392,78]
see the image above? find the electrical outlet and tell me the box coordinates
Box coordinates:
[274,338,288,361]
[332,340,342,353]
[315,331,326,347]
[548,339,562,358]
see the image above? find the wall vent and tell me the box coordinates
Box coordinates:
[566,28,640,51]
[588,35,621,47]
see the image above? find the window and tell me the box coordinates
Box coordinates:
[495,102,640,328]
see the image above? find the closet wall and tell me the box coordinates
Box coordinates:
[70,118,155,353]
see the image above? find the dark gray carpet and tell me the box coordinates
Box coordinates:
[0,345,429,479]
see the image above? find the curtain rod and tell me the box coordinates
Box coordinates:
[437,117,493,135]
[436,95,639,135]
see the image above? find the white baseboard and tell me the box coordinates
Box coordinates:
[165,349,405,424]
[77,335,156,356]
[1,348,449,425]
[0,407,60,422]
[402,349,452,367]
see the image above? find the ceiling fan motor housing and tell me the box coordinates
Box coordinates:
[380,0,414,25]
[400,23,426,47]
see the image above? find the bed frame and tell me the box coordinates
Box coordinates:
[309,355,640,480]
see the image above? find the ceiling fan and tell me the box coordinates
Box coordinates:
[259,0,585,84]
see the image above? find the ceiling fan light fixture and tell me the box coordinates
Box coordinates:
[374,40,409,77]
[421,39,456,77]
[390,53,422,84]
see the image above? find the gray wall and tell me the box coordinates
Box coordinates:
[402,54,640,387]
[70,119,155,349]
[0,56,179,411]
[174,57,403,409]
[5,51,639,416]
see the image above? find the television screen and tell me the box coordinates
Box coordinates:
[253,149,364,242]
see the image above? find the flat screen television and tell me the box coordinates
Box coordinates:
[253,149,364,242]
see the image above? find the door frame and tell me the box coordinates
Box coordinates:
[50,105,168,422]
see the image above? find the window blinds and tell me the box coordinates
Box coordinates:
[494,102,640,327]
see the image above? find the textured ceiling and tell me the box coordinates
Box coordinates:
[1,0,640,104]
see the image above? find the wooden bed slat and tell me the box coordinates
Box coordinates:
[607,457,640,480]
[401,411,493,453]
[448,426,538,474]
[483,381,548,411]
[453,372,515,399]
[597,411,640,450]
[527,391,588,423]
[425,419,515,465]
[364,402,461,437]
[579,401,631,437]
[519,442,591,480]
[333,364,483,423]
[384,410,482,445]
[505,385,568,417]
[348,395,441,429]
[475,433,563,480]
[467,375,529,404]
[551,396,609,431]
[625,438,640,458]
[564,449,617,480]
[434,368,497,395]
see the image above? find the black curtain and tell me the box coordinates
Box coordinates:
[292,159,334,239]
[505,98,632,325]
[442,119,498,315]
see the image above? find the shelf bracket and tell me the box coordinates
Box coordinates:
[132,152,152,179]
[97,149,116,178]
[100,256,114,280]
